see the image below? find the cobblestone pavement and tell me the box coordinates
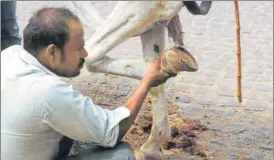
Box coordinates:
[16,1,273,159]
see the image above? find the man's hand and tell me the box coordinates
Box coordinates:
[144,58,177,87]
[117,57,177,142]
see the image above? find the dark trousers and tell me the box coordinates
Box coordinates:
[54,136,74,160]
[1,1,21,51]
[54,136,135,160]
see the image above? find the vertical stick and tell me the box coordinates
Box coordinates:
[234,0,242,103]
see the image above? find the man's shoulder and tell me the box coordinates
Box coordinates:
[18,76,76,106]
[33,76,73,94]
[48,78,74,94]
[1,45,22,59]
[38,77,78,100]
[1,45,22,70]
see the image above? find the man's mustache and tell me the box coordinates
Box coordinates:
[79,58,85,67]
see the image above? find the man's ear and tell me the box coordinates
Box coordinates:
[45,44,58,61]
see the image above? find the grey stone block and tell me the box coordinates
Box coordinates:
[244,100,268,111]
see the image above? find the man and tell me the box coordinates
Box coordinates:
[1,7,175,160]
[1,1,21,51]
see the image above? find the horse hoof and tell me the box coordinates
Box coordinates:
[161,46,198,74]
[135,150,163,160]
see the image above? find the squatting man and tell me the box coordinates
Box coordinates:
[1,7,178,160]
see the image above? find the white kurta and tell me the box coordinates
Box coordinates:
[1,45,130,160]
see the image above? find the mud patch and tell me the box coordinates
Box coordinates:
[124,99,209,157]
[67,78,209,159]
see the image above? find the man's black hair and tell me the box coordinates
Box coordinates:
[23,7,80,57]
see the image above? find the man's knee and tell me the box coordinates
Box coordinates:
[64,141,136,160]
[116,141,135,160]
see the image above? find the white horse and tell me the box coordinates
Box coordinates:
[75,1,212,159]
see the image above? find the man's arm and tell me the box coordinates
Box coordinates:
[42,59,171,147]
[117,58,171,141]
[117,76,152,141]
[42,79,132,147]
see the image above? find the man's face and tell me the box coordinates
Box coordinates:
[53,19,88,77]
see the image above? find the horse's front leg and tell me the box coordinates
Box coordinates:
[134,26,170,160]
[79,57,149,80]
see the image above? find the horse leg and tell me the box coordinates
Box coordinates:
[134,26,170,160]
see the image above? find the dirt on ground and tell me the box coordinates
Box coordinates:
[124,99,209,158]
[67,77,212,159]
